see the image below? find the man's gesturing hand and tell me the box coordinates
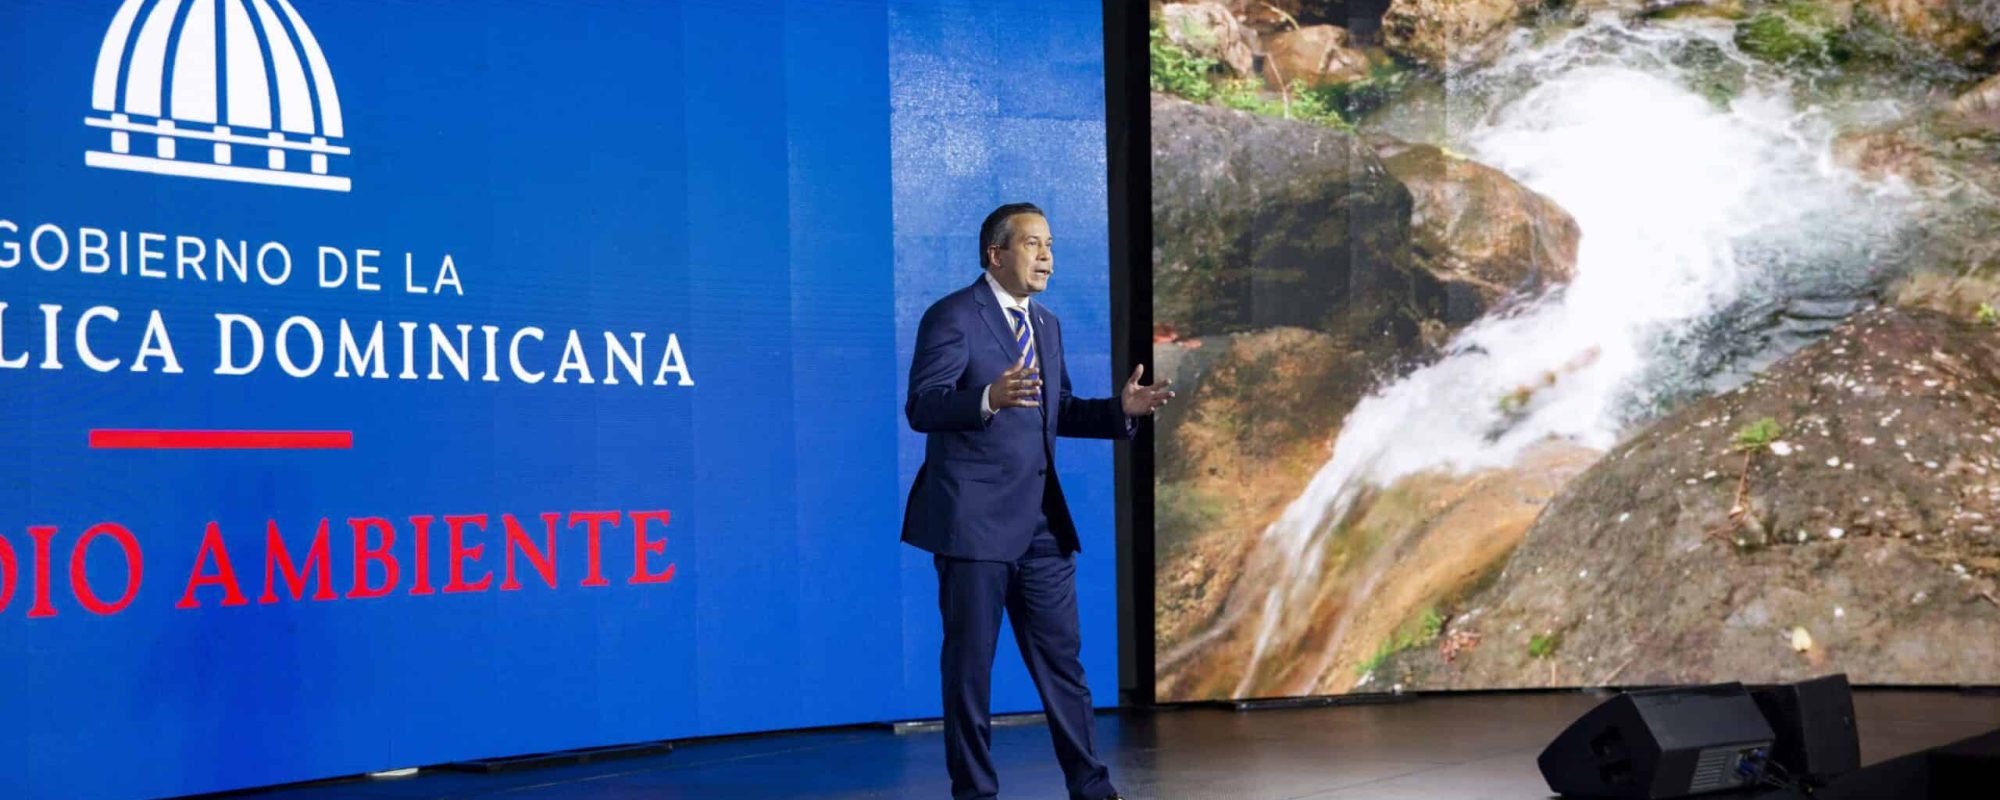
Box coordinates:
[987,356,1043,411]
[1121,364,1174,417]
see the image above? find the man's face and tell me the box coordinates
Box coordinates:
[986,213,1053,298]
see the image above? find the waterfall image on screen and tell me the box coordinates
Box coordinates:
[1150,0,2000,701]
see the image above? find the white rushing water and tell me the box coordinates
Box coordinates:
[1230,15,1923,696]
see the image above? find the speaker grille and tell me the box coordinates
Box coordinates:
[1689,746,1746,793]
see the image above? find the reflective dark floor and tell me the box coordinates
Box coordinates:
[216,690,2000,799]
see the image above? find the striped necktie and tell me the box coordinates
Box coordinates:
[1007,307,1037,372]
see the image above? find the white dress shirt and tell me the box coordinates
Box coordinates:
[979,271,1034,420]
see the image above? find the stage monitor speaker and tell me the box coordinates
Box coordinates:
[1750,673,1860,787]
[1928,727,2000,800]
[1814,725,2000,800]
[1539,683,1777,799]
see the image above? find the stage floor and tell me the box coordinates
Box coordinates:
[221,690,2000,799]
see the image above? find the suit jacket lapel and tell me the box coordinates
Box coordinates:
[970,276,1018,357]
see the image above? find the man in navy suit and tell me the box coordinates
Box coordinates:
[904,203,1173,800]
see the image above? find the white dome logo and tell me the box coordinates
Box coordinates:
[85,0,351,192]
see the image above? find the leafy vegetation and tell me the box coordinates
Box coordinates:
[1217,79,1352,129]
[1150,18,1218,102]
[1157,483,1227,545]
[1732,0,1952,82]
[1410,606,1447,644]
[1528,631,1563,659]
[1358,645,1393,676]
[1150,17,1355,130]
[1301,62,1414,120]
[1731,417,1784,452]
[1734,1,1840,67]
[1357,606,1448,675]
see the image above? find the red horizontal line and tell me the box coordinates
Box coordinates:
[90,430,353,450]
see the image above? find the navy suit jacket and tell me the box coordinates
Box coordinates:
[902,276,1135,561]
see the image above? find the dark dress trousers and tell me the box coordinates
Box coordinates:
[903,275,1133,800]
